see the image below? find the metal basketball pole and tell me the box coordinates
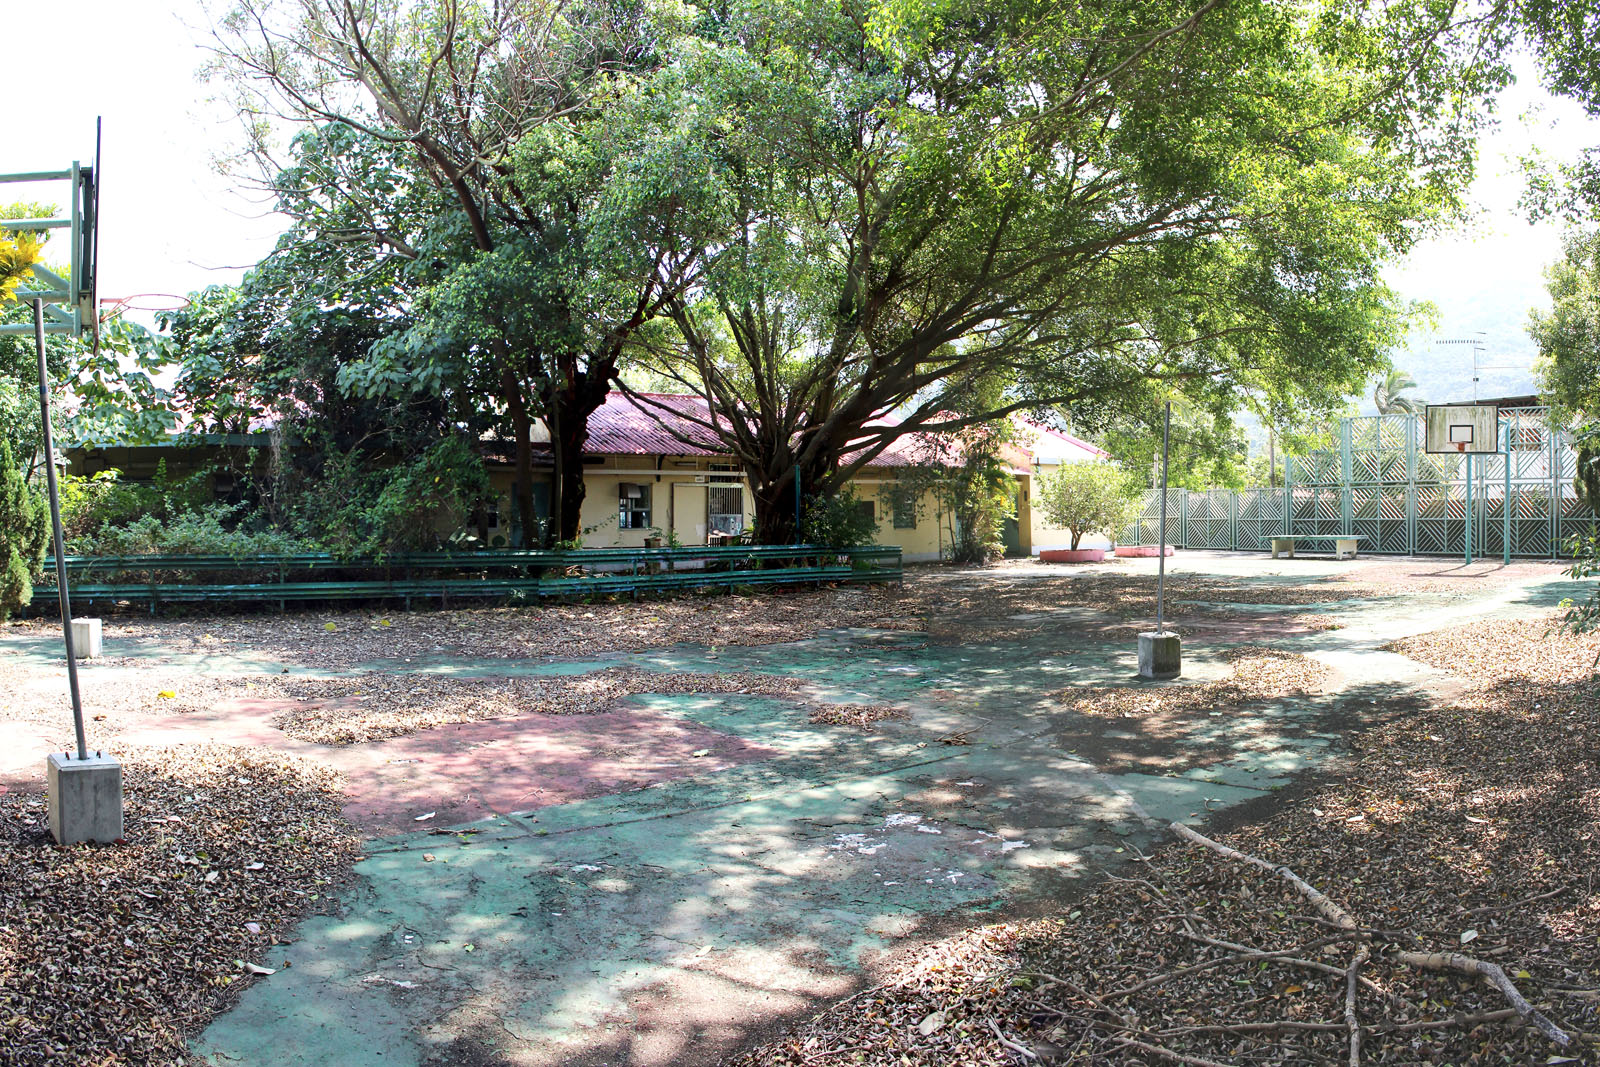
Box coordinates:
[32,298,89,760]
[1502,420,1511,566]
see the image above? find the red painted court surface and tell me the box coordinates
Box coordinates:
[122,698,775,835]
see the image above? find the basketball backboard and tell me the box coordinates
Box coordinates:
[0,127,100,339]
[1424,404,1498,454]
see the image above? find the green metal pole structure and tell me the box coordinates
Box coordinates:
[33,299,89,761]
[1502,420,1511,566]
[1156,401,1171,634]
[1465,453,1473,565]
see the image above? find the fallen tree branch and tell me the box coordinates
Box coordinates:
[1376,1008,1517,1034]
[1396,951,1570,1048]
[1462,885,1570,916]
[1169,822,1573,1049]
[1111,1035,1238,1067]
[1098,935,1353,1002]
[1346,945,1371,1066]
[1170,821,1357,930]
[988,1018,1038,1059]
[1177,931,1401,1003]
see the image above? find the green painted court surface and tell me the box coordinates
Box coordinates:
[39,555,1583,1067]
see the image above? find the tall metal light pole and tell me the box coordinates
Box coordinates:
[1138,402,1180,679]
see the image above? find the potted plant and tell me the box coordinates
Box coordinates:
[1033,461,1146,563]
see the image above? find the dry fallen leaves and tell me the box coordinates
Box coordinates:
[732,613,1600,1066]
[0,744,359,1067]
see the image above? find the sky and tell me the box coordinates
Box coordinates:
[5,1,1599,409]
[1384,58,1600,408]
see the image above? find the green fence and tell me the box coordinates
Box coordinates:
[1119,408,1596,557]
[33,544,902,613]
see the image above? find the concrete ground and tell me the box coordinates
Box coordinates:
[1,553,1587,1066]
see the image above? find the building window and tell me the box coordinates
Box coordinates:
[708,485,744,535]
[891,488,917,529]
[856,499,876,525]
[619,482,652,529]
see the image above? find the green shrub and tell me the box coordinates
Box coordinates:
[0,442,49,620]
[365,437,491,554]
[60,461,218,550]
[802,488,879,549]
[288,437,491,558]
[80,505,308,558]
[1561,421,1599,637]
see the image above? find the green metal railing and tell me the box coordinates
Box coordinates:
[33,544,902,613]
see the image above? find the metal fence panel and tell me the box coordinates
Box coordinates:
[1101,407,1593,558]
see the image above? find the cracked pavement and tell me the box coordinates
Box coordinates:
[17,553,1583,1067]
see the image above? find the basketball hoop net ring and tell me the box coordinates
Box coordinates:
[98,293,192,318]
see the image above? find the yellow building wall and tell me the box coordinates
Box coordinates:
[850,478,950,562]
[488,457,966,560]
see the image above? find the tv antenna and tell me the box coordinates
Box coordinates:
[1434,333,1528,402]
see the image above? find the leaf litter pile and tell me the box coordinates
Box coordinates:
[262,667,907,744]
[0,744,359,1067]
[735,614,1600,1065]
[1050,648,1338,776]
[3,583,913,673]
[1061,647,1336,718]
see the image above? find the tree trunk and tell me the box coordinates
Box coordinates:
[553,413,588,543]
[752,474,801,545]
[545,359,616,544]
[502,367,537,548]
[750,451,836,545]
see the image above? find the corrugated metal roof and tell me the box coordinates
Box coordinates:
[1015,418,1110,463]
[580,393,727,456]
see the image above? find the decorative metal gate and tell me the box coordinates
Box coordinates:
[1185,490,1234,549]
[1116,407,1594,557]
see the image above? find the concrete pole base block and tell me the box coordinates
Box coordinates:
[70,617,103,659]
[47,751,124,845]
[1137,631,1182,680]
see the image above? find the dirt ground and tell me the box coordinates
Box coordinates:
[0,552,1591,1067]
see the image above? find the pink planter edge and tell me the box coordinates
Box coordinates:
[1039,548,1107,563]
[1114,545,1175,558]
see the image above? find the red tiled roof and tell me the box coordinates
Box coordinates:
[570,393,1029,471]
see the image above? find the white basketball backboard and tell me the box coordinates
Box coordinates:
[1424,404,1499,454]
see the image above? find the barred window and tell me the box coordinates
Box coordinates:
[892,488,917,529]
[619,483,652,529]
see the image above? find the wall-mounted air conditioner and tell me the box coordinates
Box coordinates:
[619,482,643,499]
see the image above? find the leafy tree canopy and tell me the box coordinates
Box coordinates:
[2,204,177,465]
[1530,229,1600,422]
[205,0,724,543]
[634,0,1506,541]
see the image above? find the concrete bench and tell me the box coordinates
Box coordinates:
[1270,535,1364,560]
